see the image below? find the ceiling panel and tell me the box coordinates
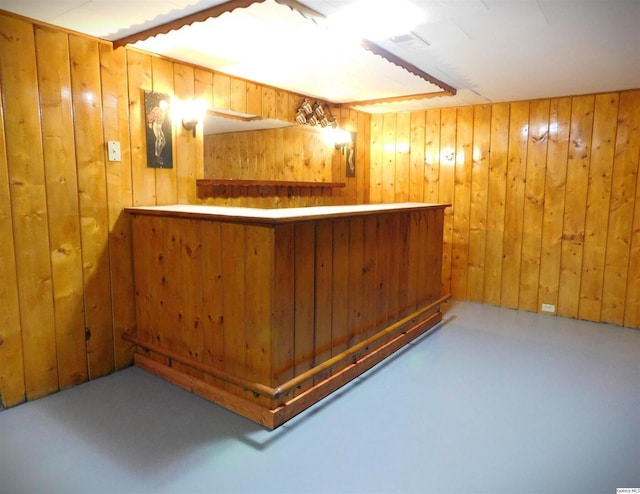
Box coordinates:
[0,0,638,113]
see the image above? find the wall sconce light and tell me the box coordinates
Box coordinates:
[182,118,198,138]
[179,98,208,138]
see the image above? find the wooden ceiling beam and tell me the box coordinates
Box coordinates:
[112,0,456,102]
[112,0,262,48]
[360,39,457,96]
[341,90,454,108]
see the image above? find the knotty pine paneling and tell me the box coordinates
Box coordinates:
[0,12,365,409]
[201,106,369,208]
[370,90,640,329]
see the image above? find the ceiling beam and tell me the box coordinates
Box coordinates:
[112,0,456,102]
[342,90,454,108]
[112,0,263,48]
[359,39,457,96]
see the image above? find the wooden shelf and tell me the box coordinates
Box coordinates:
[197,179,346,188]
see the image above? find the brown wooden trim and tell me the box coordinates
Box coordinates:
[197,179,346,188]
[271,294,449,399]
[342,90,454,108]
[132,304,445,429]
[124,295,448,403]
[112,0,263,48]
[359,39,457,96]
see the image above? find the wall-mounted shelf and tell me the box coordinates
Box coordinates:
[197,179,346,188]
[197,179,346,199]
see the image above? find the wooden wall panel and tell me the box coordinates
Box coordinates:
[537,98,571,314]
[557,95,594,318]
[1,15,58,400]
[36,27,87,388]
[579,93,618,321]
[483,103,509,306]
[152,57,178,205]
[0,13,370,408]
[450,106,473,299]
[369,89,640,329]
[439,108,457,295]
[519,99,550,312]
[69,34,115,379]
[466,105,491,302]
[0,50,25,408]
[500,101,529,309]
[602,90,640,326]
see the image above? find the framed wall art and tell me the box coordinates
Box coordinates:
[144,90,173,169]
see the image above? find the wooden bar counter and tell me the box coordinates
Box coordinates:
[125,202,449,429]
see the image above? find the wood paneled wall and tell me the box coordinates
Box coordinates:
[201,107,370,207]
[370,90,640,329]
[0,12,363,409]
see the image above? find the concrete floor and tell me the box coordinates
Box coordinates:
[1,301,639,494]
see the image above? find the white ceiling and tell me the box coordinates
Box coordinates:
[1,0,639,113]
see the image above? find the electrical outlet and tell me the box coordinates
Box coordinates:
[541,303,556,313]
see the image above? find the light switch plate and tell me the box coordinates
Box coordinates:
[107,141,121,162]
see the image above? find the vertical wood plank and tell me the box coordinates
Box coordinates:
[174,63,197,204]
[347,217,365,348]
[537,97,571,312]
[246,82,262,117]
[294,222,315,393]
[483,103,510,305]
[314,220,333,382]
[100,44,136,370]
[369,114,383,203]
[381,114,397,203]
[331,218,350,373]
[500,101,529,309]
[213,73,231,110]
[1,15,59,400]
[271,224,295,388]
[229,77,247,113]
[152,57,177,205]
[394,112,410,201]
[623,91,640,328]
[221,223,246,390]
[519,99,550,312]
[579,93,618,321]
[126,50,155,206]
[0,15,26,406]
[467,104,491,302]
[450,106,473,299]
[194,68,213,182]
[262,87,276,119]
[358,111,371,204]
[602,90,640,325]
[439,108,457,295]
[244,225,273,406]
[200,220,225,388]
[70,34,115,379]
[423,109,441,203]
[557,95,594,318]
[36,26,88,388]
[409,111,425,202]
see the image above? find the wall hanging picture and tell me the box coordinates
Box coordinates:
[144,91,173,168]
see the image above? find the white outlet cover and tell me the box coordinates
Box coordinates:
[107,141,121,162]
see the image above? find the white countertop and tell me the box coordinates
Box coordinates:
[126,202,449,224]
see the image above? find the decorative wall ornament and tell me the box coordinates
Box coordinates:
[295,98,337,128]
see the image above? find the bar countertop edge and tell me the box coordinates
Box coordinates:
[125,202,451,224]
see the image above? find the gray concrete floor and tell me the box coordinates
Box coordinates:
[1,301,639,494]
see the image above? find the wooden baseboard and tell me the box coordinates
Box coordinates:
[134,308,443,429]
